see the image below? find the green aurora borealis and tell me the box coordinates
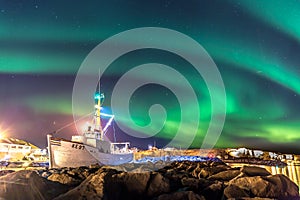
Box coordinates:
[0,0,300,152]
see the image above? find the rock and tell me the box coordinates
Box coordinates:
[47,166,100,186]
[181,177,212,192]
[146,172,170,197]
[181,178,201,191]
[208,170,241,181]
[66,170,76,176]
[130,165,153,173]
[199,178,215,191]
[164,168,189,179]
[144,161,155,170]
[48,168,60,175]
[162,171,183,191]
[0,170,69,200]
[154,160,167,169]
[117,162,136,172]
[105,171,151,200]
[191,166,202,178]
[109,165,127,172]
[240,166,271,176]
[60,167,70,174]
[78,169,92,179]
[54,167,119,200]
[0,170,14,177]
[48,173,82,186]
[202,181,224,200]
[224,184,250,198]
[229,174,300,199]
[157,191,205,200]
[89,163,101,169]
[87,165,102,174]
[177,161,191,171]
[2,160,297,200]
[209,160,227,167]
[229,176,271,197]
[199,165,228,178]
[41,171,52,178]
[263,174,299,198]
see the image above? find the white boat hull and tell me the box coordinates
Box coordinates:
[48,137,133,168]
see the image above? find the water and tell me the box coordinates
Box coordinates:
[134,155,222,163]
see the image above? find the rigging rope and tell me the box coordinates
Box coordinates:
[54,111,94,134]
[113,120,116,142]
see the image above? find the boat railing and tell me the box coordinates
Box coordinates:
[110,142,131,154]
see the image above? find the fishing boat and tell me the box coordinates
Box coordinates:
[47,92,133,168]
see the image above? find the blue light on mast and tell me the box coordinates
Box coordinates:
[94,93,105,106]
[94,93,104,100]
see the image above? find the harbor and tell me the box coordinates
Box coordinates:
[1,140,300,192]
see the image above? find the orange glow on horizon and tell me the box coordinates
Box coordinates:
[0,123,11,139]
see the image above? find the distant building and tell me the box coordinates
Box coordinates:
[0,138,47,162]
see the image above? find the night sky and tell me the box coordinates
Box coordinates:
[1,0,300,153]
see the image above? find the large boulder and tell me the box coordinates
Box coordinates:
[208,170,241,181]
[199,165,228,178]
[263,174,299,198]
[54,167,119,200]
[46,166,99,186]
[181,177,201,191]
[240,166,271,176]
[48,173,82,186]
[106,171,151,200]
[146,172,170,197]
[229,176,271,197]
[224,184,250,198]
[163,168,190,188]
[202,181,224,200]
[229,174,299,199]
[0,170,69,200]
[181,177,212,192]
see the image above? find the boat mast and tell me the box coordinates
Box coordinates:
[94,81,104,140]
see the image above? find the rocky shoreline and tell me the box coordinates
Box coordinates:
[0,160,299,200]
